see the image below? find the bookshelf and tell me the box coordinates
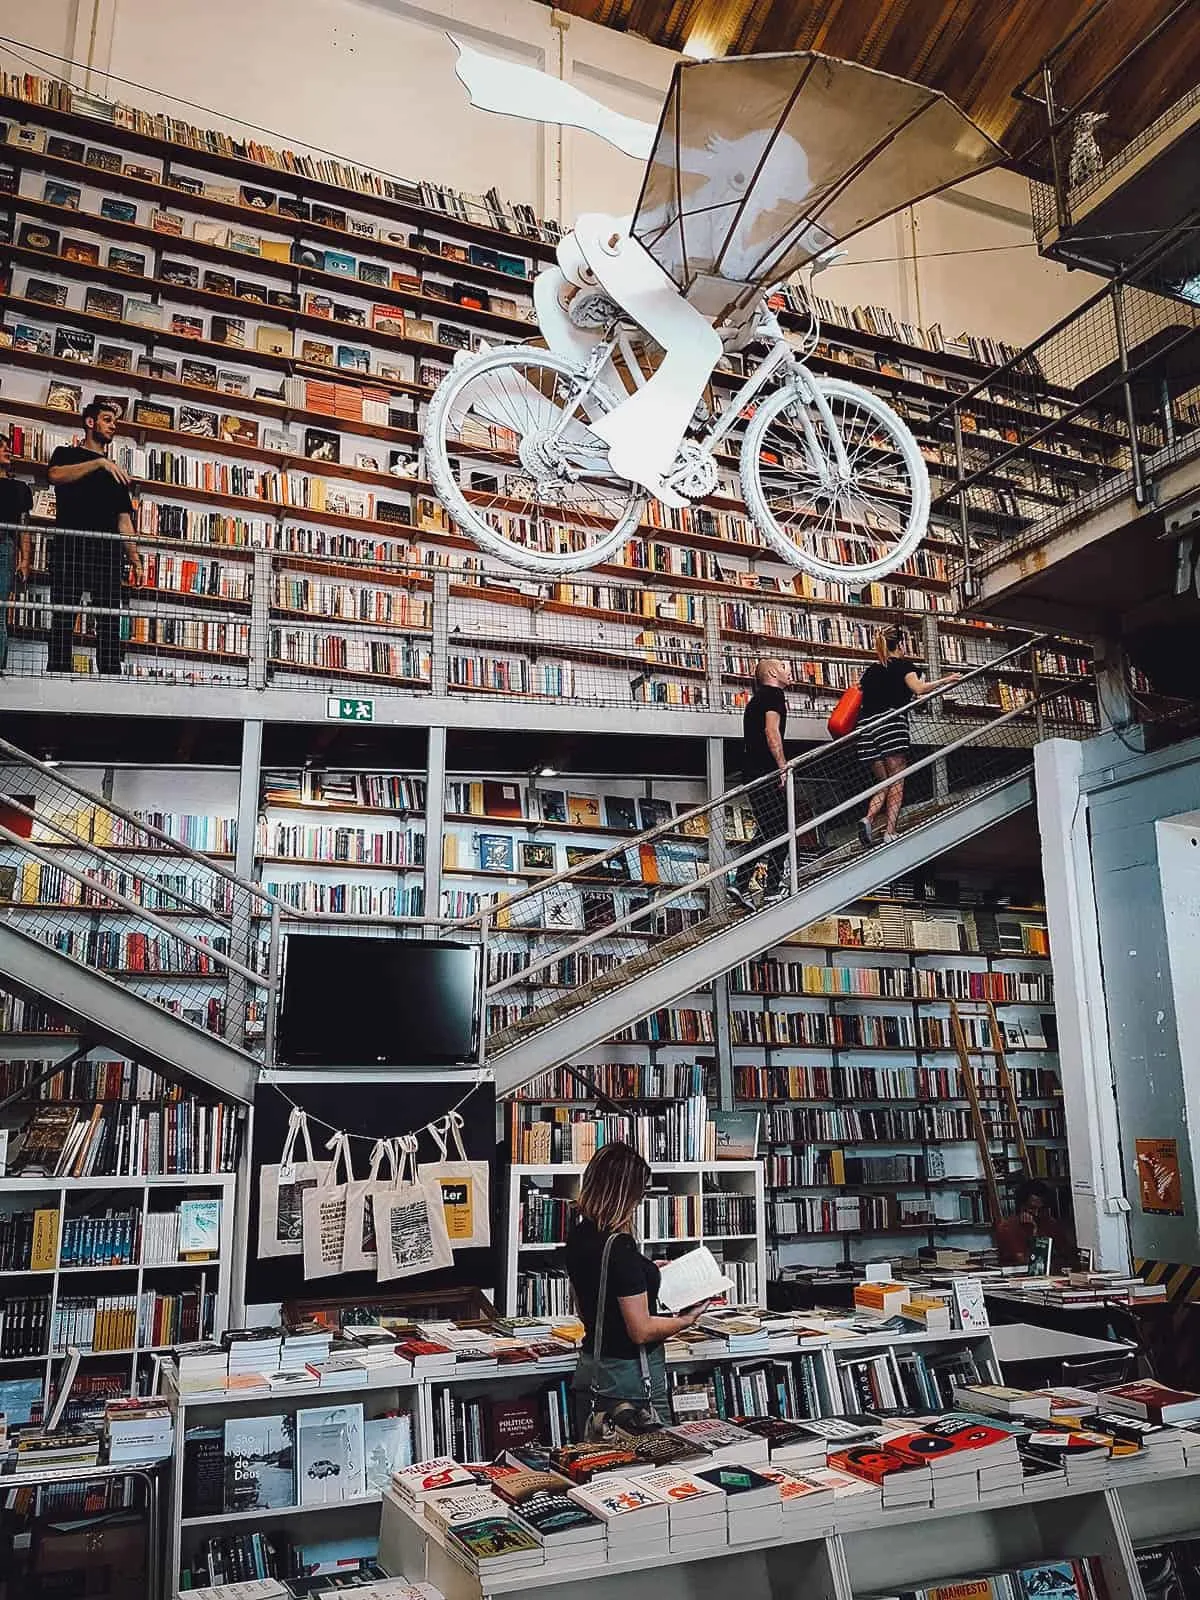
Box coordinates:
[0,1170,233,1395]
[164,1365,420,1592]
[503,1161,767,1319]
[730,898,1065,1268]
[0,68,1107,731]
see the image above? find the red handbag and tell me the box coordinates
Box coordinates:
[827,684,863,739]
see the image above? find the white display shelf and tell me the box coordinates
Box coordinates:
[182,1491,381,1528]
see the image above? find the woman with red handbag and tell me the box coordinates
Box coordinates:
[855,625,961,846]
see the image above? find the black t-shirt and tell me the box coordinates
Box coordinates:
[565,1215,659,1361]
[48,446,134,534]
[0,477,33,546]
[742,685,788,776]
[860,658,917,719]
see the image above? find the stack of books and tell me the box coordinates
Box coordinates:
[14,1430,101,1474]
[640,1465,727,1553]
[444,1515,545,1578]
[491,1466,606,1558]
[173,1340,231,1394]
[103,1396,173,1463]
[698,1463,783,1545]
[566,1475,669,1561]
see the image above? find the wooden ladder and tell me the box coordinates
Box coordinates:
[949,999,1031,1228]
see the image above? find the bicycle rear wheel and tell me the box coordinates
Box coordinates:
[740,375,929,584]
[424,344,646,574]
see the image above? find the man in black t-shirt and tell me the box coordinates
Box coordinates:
[46,401,144,675]
[0,433,33,673]
[731,658,793,910]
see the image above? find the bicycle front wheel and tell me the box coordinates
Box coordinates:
[424,344,646,575]
[740,375,930,584]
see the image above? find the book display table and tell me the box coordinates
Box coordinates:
[379,1460,1198,1600]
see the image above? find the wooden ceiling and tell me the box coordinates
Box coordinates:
[541,0,1200,164]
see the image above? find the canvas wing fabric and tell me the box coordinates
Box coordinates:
[632,52,1003,322]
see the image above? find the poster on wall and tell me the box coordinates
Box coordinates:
[1135,1137,1184,1216]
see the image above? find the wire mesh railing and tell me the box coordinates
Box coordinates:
[934,275,1200,592]
[0,518,1104,732]
[1018,0,1200,247]
[459,637,1079,1049]
[0,740,470,1063]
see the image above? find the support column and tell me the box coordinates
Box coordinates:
[706,736,734,1111]
[1034,738,1131,1268]
[424,724,448,926]
[1094,633,1142,742]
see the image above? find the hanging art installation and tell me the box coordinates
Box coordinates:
[423,41,1003,581]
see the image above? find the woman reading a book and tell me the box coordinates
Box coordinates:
[566,1142,707,1439]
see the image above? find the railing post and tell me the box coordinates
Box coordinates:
[250,551,271,689]
[431,570,450,698]
[1042,60,1070,235]
[1161,377,1177,451]
[703,595,723,711]
[1030,648,1047,743]
[705,735,728,913]
[478,909,492,1064]
[262,902,282,1070]
[923,615,950,806]
[785,773,799,894]
[228,717,263,1049]
[1112,283,1148,507]
[952,408,973,601]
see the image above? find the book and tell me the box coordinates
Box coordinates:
[393,1456,475,1500]
[656,1247,735,1313]
[953,1384,1052,1420]
[826,1444,926,1485]
[446,1515,544,1572]
[295,1403,366,1504]
[1099,1380,1200,1424]
[696,1464,780,1504]
[424,1487,502,1532]
[364,1413,413,1491]
[223,1413,295,1511]
[179,1199,221,1259]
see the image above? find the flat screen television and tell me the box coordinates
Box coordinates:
[277,935,480,1066]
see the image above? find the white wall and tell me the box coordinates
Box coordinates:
[3,0,1101,345]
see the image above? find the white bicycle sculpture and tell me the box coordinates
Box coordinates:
[425,44,1001,582]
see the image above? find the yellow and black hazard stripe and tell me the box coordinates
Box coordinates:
[1134,1258,1200,1302]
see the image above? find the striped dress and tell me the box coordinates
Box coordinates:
[858,658,916,765]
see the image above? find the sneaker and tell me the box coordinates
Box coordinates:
[761,886,789,907]
[881,832,898,845]
[858,818,873,847]
[727,885,755,913]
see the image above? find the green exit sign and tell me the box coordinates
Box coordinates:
[326,696,375,723]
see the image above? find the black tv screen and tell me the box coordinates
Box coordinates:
[277,936,480,1066]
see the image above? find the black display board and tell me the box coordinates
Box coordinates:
[246,1074,497,1308]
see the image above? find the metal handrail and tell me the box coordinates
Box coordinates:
[484,677,1072,1003]
[456,630,1049,938]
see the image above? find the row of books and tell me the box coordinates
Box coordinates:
[731,1010,1001,1050]
[42,928,234,973]
[13,1099,240,1176]
[734,1064,965,1101]
[770,1192,986,1236]
[36,807,240,853]
[764,1104,977,1143]
[262,878,424,916]
[262,770,428,813]
[765,1149,929,1188]
[0,1056,189,1104]
[51,1287,215,1351]
[429,1379,575,1464]
[507,1097,714,1166]
[256,822,425,866]
[514,1061,714,1104]
[1,861,235,912]
[731,959,1054,1003]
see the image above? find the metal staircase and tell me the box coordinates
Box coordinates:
[0,740,277,1102]
[469,638,1081,1097]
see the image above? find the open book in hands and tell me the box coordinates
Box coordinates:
[657,1245,735,1313]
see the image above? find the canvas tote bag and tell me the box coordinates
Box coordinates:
[301,1131,354,1280]
[424,1111,490,1249]
[257,1106,332,1260]
[375,1135,454,1282]
[342,1136,398,1275]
